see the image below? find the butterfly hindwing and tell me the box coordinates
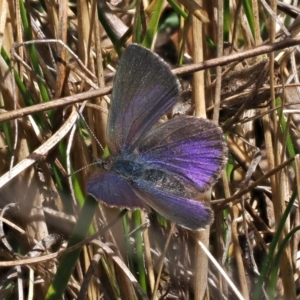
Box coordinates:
[86,168,148,210]
[133,181,213,230]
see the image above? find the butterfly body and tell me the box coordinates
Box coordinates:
[86,44,227,230]
[112,157,143,179]
[114,158,190,197]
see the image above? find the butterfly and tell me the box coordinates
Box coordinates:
[86,44,227,230]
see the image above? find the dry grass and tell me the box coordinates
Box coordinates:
[0,0,300,299]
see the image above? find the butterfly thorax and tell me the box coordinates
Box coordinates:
[112,158,143,178]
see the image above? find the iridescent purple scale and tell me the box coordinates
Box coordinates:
[86,168,148,210]
[138,117,226,191]
[86,44,227,230]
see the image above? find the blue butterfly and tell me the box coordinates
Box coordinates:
[86,44,227,230]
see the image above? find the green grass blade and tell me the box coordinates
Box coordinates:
[252,189,297,299]
[166,0,188,20]
[45,196,99,299]
[242,0,255,37]
[224,0,230,42]
[133,210,147,293]
[19,0,50,104]
[142,0,164,48]
[1,47,46,127]
[269,221,300,299]
[276,97,296,159]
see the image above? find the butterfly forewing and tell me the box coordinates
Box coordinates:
[107,44,179,155]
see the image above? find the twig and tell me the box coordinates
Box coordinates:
[1,37,300,123]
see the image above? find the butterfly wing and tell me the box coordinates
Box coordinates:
[107,44,179,155]
[86,169,148,210]
[133,181,213,230]
[138,117,227,192]
[87,45,227,230]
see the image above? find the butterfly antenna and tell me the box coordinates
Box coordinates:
[128,219,150,236]
[68,111,105,177]
[78,111,105,152]
[70,161,101,177]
